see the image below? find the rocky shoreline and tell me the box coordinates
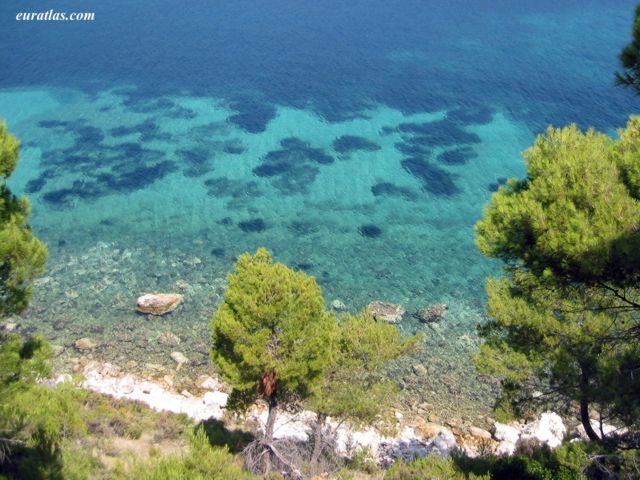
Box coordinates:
[59,361,580,466]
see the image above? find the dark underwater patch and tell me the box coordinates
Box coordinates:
[204,177,262,199]
[42,179,103,205]
[358,224,383,238]
[227,98,277,133]
[163,105,198,119]
[271,165,319,194]
[178,148,213,178]
[210,247,225,258]
[294,262,313,271]
[37,120,68,129]
[371,182,417,200]
[394,141,431,156]
[221,139,245,155]
[280,137,307,150]
[332,135,381,154]
[238,218,266,233]
[401,157,459,196]
[25,177,46,194]
[42,189,71,205]
[42,158,176,206]
[74,126,105,146]
[35,122,175,204]
[252,137,333,194]
[253,162,291,177]
[97,160,177,192]
[217,217,233,226]
[437,146,477,165]
[273,138,334,165]
[110,119,171,142]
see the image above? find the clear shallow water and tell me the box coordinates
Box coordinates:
[0,0,637,418]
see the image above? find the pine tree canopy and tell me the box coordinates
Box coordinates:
[210,248,334,408]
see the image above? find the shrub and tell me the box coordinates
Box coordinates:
[125,427,253,480]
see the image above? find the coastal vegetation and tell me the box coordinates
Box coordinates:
[1,7,640,477]
[475,118,640,474]
[0,122,47,317]
[617,5,640,94]
[210,248,418,477]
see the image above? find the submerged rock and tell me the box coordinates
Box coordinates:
[74,337,97,351]
[158,331,181,346]
[3,322,17,332]
[367,301,405,323]
[331,299,347,311]
[414,303,448,323]
[170,351,189,366]
[136,293,183,315]
[412,364,427,376]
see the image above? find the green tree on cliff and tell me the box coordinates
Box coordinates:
[210,248,333,477]
[0,121,47,317]
[475,118,640,446]
[0,121,58,476]
[306,309,417,470]
[617,5,640,95]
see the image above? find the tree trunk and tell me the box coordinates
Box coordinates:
[579,366,600,442]
[311,412,327,467]
[264,394,278,443]
[263,394,278,474]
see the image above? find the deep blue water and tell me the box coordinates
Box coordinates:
[1,0,635,129]
[0,1,637,354]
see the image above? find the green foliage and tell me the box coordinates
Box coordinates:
[474,119,640,441]
[309,309,417,425]
[386,445,589,480]
[476,119,640,285]
[0,334,88,478]
[210,247,333,408]
[386,454,490,480]
[0,123,19,179]
[616,5,640,94]
[124,427,253,480]
[0,334,52,456]
[0,121,47,316]
[58,440,97,480]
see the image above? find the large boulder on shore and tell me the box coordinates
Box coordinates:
[367,301,405,323]
[136,293,183,315]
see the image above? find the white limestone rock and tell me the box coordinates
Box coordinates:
[520,412,566,449]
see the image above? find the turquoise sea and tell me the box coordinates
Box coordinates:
[0,0,637,418]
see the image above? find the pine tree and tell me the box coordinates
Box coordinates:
[616,5,640,95]
[210,248,333,476]
[475,118,640,446]
[306,309,417,469]
[0,121,47,317]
